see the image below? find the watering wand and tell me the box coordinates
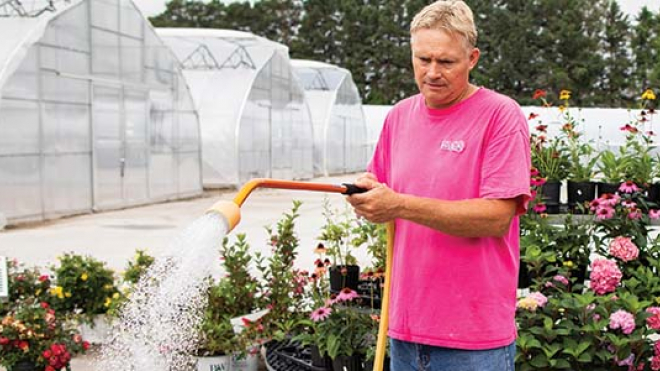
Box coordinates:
[207,178,394,371]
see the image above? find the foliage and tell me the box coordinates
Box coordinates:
[122,249,155,286]
[0,298,89,370]
[255,201,307,341]
[48,254,119,323]
[152,0,660,106]
[198,234,262,356]
[317,199,358,267]
[0,260,52,316]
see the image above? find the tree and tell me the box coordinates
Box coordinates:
[600,1,632,107]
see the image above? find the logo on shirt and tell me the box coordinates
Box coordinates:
[440,140,465,153]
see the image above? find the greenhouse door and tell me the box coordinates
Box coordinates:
[92,85,149,210]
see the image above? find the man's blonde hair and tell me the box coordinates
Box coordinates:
[410,1,477,48]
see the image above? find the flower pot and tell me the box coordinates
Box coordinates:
[567,181,596,213]
[311,345,333,370]
[230,351,259,371]
[541,181,561,214]
[518,262,533,289]
[646,183,660,205]
[363,356,390,371]
[9,360,38,371]
[79,315,112,345]
[329,265,360,292]
[597,182,619,197]
[332,355,363,371]
[197,355,231,371]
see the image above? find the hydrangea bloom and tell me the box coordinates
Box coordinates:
[528,292,548,307]
[553,275,569,285]
[517,297,538,312]
[609,309,636,334]
[609,236,639,262]
[590,259,622,295]
[646,307,660,330]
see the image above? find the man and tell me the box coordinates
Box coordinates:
[347,1,530,370]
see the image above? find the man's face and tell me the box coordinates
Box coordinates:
[411,28,479,109]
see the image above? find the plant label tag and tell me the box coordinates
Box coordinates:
[0,256,8,302]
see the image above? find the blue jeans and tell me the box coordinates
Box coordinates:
[390,338,515,371]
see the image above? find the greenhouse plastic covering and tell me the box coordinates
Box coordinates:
[158,28,315,188]
[291,59,368,176]
[0,0,202,226]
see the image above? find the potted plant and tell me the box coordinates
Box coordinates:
[48,253,119,344]
[1,260,53,315]
[318,200,360,291]
[308,288,373,371]
[596,148,633,196]
[531,133,569,214]
[0,298,89,371]
[197,234,263,371]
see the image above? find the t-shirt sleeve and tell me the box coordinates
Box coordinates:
[479,109,531,215]
[367,115,391,184]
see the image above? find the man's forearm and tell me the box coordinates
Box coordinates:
[396,195,517,238]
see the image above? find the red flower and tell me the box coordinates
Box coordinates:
[528,112,539,120]
[533,89,547,100]
[43,349,53,358]
[0,337,9,345]
[45,366,56,371]
[40,302,49,309]
[82,341,90,351]
[39,275,50,282]
[535,124,547,132]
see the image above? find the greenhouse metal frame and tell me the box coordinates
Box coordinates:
[291,59,368,176]
[158,28,315,188]
[0,0,203,226]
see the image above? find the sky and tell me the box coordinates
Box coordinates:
[133,0,660,18]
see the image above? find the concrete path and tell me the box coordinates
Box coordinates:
[0,174,370,371]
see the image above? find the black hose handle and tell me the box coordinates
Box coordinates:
[342,183,369,195]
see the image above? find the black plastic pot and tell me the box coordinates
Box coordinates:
[329,265,360,292]
[646,183,660,205]
[597,182,620,197]
[567,181,596,213]
[311,345,333,370]
[518,262,533,289]
[10,360,38,371]
[363,357,390,371]
[541,181,561,214]
[332,355,363,371]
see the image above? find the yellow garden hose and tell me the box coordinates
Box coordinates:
[373,221,394,371]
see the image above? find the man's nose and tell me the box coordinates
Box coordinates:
[426,62,442,79]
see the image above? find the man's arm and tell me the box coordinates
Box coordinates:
[347,173,518,238]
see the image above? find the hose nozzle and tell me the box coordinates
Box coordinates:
[207,200,241,232]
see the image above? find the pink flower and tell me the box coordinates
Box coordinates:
[600,193,621,206]
[628,208,643,220]
[335,288,359,302]
[590,199,602,211]
[650,209,660,220]
[589,259,622,295]
[310,307,332,322]
[622,199,637,208]
[530,189,537,199]
[533,203,547,213]
[609,309,636,334]
[652,355,660,371]
[530,177,546,187]
[609,236,639,262]
[596,206,615,220]
[646,307,660,330]
[530,167,540,177]
[619,181,639,193]
[553,275,569,285]
[528,292,548,307]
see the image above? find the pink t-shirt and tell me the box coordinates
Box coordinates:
[368,88,531,350]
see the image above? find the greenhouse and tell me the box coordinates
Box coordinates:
[291,59,368,176]
[0,0,202,226]
[157,28,315,188]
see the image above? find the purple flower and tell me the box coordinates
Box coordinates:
[609,309,635,334]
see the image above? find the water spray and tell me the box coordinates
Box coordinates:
[207,178,394,371]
